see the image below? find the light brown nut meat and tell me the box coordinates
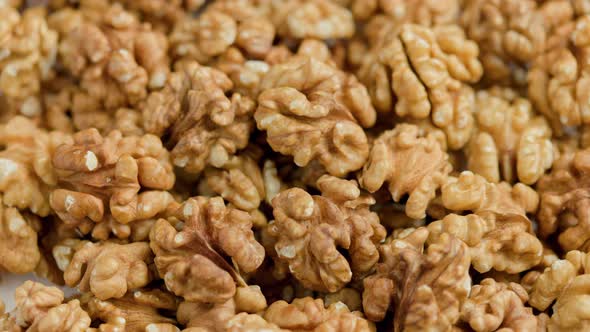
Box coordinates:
[226,313,287,332]
[358,24,481,149]
[64,242,154,300]
[351,0,460,26]
[149,197,264,303]
[268,175,385,292]
[0,202,41,273]
[529,15,590,134]
[50,128,175,232]
[81,288,177,332]
[255,55,375,176]
[28,299,91,332]
[264,297,374,332]
[467,88,553,184]
[536,148,590,251]
[143,61,255,174]
[461,0,545,85]
[549,274,590,331]
[362,228,471,330]
[112,0,205,31]
[460,278,537,332]
[0,6,57,122]
[358,124,452,219]
[13,281,64,327]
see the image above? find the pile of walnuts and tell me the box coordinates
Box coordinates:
[2,0,590,331]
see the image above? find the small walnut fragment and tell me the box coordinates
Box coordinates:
[64,241,153,300]
[362,228,471,330]
[255,55,376,176]
[264,297,375,332]
[467,88,553,184]
[358,124,452,219]
[81,288,177,332]
[536,148,590,251]
[50,129,175,236]
[0,6,57,121]
[143,61,255,174]
[0,201,41,274]
[460,278,537,332]
[358,24,482,149]
[267,175,385,292]
[548,273,590,331]
[149,197,264,303]
[3,281,91,332]
[460,0,545,85]
[350,0,460,26]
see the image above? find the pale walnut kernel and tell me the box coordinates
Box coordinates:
[143,61,255,174]
[112,0,205,31]
[460,278,537,332]
[362,228,471,330]
[536,148,590,251]
[226,313,286,332]
[351,0,460,27]
[549,275,590,331]
[50,129,175,232]
[0,6,57,121]
[264,297,374,332]
[28,299,91,332]
[268,175,386,292]
[528,14,590,134]
[255,55,376,176]
[81,288,177,332]
[14,281,64,327]
[358,24,481,149]
[0,202,41,273]
[358,124,452,219]
[149,197,264,303]
[271,0,354,40]
[467,88,553,184]
[64,242,153,300]
[55,3,169,132]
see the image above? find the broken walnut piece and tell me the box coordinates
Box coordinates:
[50,128,175,230]
[358,123,452,219]
[362,228,471,331]
[0,201,41,274]
[143,61,255,174]
[255,55,376,176]
[268,175,386,292]
[64,241,154,300]
[549,274,590,331]
[460,278,537,332]
[468,87,553,185]
[536,148,590,251]
[149,196,264,303]
[351,0,459,26]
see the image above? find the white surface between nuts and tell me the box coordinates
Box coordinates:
[0,273,76,311]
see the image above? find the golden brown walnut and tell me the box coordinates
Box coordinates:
[54,3,169,132]
[81,288,177,332]
[264,297,375,332]
[460,278,537,332]
[467,88,553,184]
[362,228,471,330]
[269,0,354,40]
[358,24,481,149]
[358,124,452,219]
[548,274,590,331]
[149,197,264,303]
[0,6,57,121]
[113,0,204,31]
[0,202,41,273]
[64,241,154,300]
[203,152,264,212]
[255,55,376,176]
[536,148,590,251]
[50,128,175,234]
[461,0,545,85]
[212,47,270,98]
[143,61,255,174]
[226,313,286,332]
[528,14,590,134]
[0,116,71,217]
[428,213,542,274]
[351,0,459,26]
[5,281,91,332]
[267,175,386,292]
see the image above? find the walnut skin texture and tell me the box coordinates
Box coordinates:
[362,229,471,330]
[255,55,376,177]
[149,197,264,303]
[143,61,255,174]
[64,241,153,300]
[268,175,386,293]
[359,124,452,219]
[50,128,175,233]
[537,148,590,251]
